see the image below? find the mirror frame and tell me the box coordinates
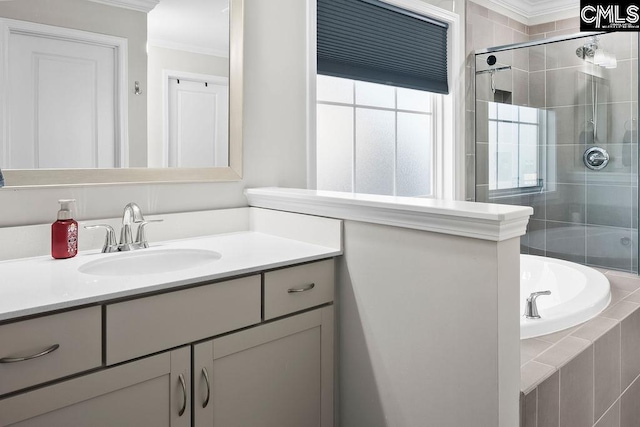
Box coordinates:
[3,0,243,188]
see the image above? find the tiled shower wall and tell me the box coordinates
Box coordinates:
[523,33,636,273]
[465,2,581,201]
[465,1,529,200]
[466,4,639,272]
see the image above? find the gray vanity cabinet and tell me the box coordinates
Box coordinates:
[0,346,191,427]
[0,258,335,427]
[193,305,334,427]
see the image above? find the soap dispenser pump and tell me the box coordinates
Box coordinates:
[52,199,78,259]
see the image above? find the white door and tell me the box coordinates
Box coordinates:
[7,32,118,169]
[168,77,228,168]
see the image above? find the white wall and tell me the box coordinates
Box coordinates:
[338,221,520,426]
[0,0,467,225]
[0,0,309,227]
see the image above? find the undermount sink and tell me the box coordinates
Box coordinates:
[78,248,222,276]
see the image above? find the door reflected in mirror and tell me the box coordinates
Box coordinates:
[147,0,230,168]
[0,0,240,183]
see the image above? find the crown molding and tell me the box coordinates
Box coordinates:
[87,0,160,13]
[526,7,579,25]
[486,0,577,20]
[148,38,229,58]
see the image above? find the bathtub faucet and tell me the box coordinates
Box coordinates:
[524,290,551,319]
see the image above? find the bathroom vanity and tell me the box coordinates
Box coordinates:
[0,208,341,427]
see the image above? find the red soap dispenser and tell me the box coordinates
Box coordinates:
[51,199,78,259]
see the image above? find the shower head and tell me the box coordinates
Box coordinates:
[575,37,617,68]
[576,37,599,59]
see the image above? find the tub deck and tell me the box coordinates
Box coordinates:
[520,269,640,427]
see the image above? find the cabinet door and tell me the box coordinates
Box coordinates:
[0,347,191,427]
[193,306,334,427]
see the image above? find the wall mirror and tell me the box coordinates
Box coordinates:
[0,0,243,187]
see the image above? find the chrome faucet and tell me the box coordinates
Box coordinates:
[119,202,145,251]
[85,202,163,253]
[524,290,551,319]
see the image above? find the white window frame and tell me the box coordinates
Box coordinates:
[306,0,462,200]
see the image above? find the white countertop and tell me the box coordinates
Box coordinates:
[0,231,341,322]
[246,188,533,241]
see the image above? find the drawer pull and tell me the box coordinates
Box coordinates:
[0,344,60,363]
[287,283,315,293]
[178,373,187,416]
[202,367,211,408]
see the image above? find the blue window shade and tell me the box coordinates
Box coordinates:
[317,0,449,94]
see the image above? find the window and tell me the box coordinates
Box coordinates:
[313,0,459,199]
[316,75,436,197]
[487,102,542,193]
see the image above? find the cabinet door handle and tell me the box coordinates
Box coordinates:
[0,344,60,363]
[287,283,315,293]
[202,367,211,408]
[178,373,187,417]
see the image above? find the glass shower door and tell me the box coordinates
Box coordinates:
[475,32,639,273]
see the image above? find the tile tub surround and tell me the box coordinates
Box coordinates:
[520,269,640,427]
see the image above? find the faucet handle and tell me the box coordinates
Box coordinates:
[135,219,163,249]
[527,290,551,301]
[84,224,118,253]
[524,290,551,319]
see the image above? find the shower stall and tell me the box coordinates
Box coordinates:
[474,32,639,273]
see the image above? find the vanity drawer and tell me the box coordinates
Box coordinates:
[264,259,334,320]
[105,275,261,365]
[0,306,102,396]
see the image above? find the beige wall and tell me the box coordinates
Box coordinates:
[147,46,230,167]
[0,0,148,160]
[528,17,580,39]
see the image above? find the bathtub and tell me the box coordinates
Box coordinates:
[520,254,611,339]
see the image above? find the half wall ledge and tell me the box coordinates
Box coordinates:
[245,187,533,242]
